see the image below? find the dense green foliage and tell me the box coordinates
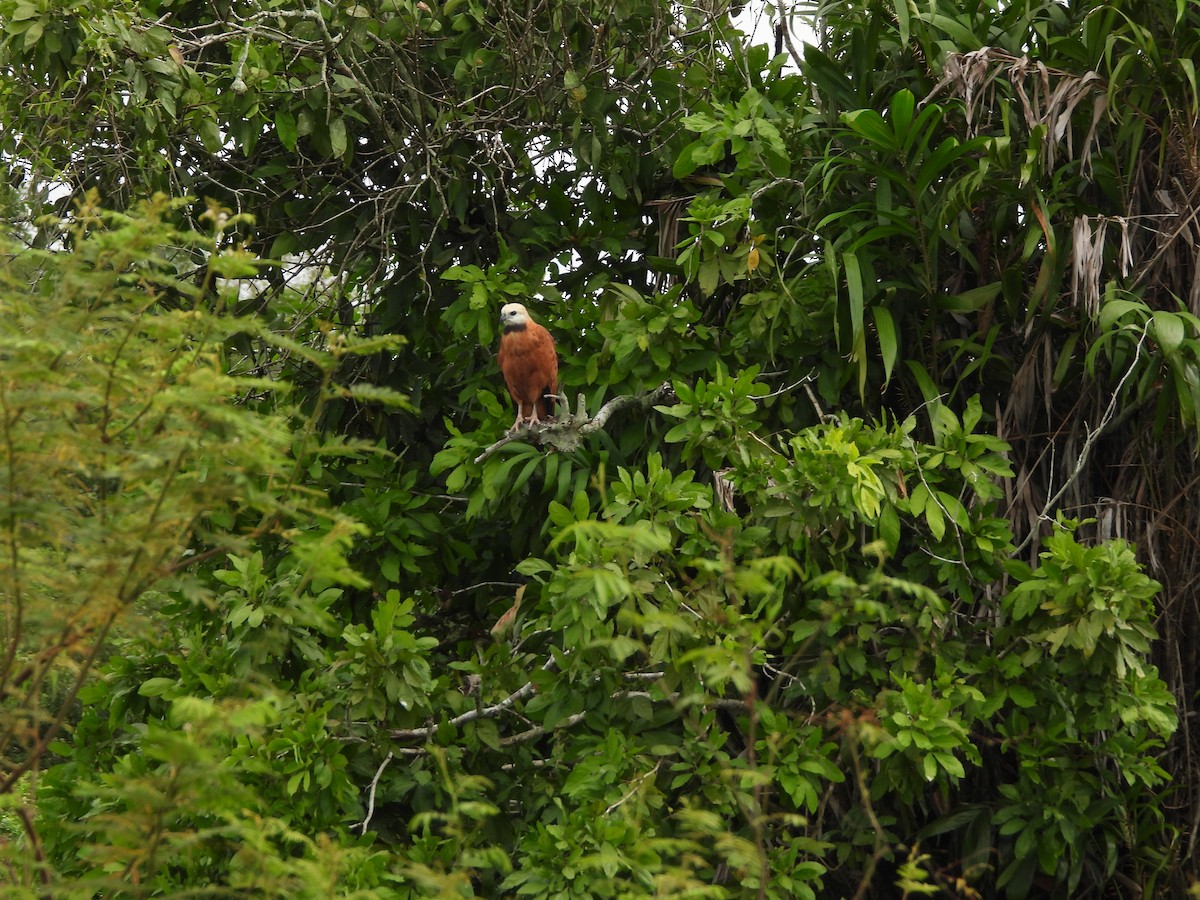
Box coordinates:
[1,0,1198,896]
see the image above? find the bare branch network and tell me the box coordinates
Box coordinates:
[72,4,731,295]
[353,657,749,834]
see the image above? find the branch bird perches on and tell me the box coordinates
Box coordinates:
[474,381,676,464]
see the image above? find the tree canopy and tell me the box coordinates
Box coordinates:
[1,0,1198,896]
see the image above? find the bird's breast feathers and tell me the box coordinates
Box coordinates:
[500,321,553,356]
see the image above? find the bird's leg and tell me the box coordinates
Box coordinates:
[509,402,530,432]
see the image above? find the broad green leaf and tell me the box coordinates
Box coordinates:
[935,752,964,778]
[269,231,299,258]
[915,135,969,196]
[329,117,348,158]
[926,12,982,48]
[1007,685,1037,708]
[873,305,897,386]
[138,677,178,697]
[276,110,298,151]
[893,0,911,46]
[680,112,719,131]
[922,753,938,781]
[1007,582,1043,620]
[1099,297,1148,331]
[1152,310,1185,354]
[843,109,897,150]
[890,89,915,142]
[878,502,901,552]
[698,257,720,295]
[925,498,945,541]
[937,282,1001,312]
[906,360,941,407]
[380,553,400,582]
[842,250,864,354]
[673,138,717,178]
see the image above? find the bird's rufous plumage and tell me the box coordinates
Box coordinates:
[497,302,558,431]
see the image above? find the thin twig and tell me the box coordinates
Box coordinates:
[357,751,394,835]
[449,580,523,596]
[757,373,815,400]
[604,760,663,816]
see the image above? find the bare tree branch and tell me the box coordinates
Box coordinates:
[773,0,806,71]
[387,656,558,740]
[604,760,663,816]
[498,710,588,747]
[356,751,393,836]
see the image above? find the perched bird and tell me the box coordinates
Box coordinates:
[497,302,558,431]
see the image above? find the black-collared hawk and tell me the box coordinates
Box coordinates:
[497,302,558,431]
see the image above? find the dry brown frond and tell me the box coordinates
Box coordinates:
[1071,215,1106,318]
[923,49,1106,177]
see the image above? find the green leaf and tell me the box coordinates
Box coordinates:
[925,499,945,541]
[843,109,896,150]
[890,89,915,141]
[878,503,900,552]
[515,557,552,577]
[1152,310,1185,354]
[906,360,942,407]
[673,138,716,178]
[873,305,897,386]
[842,250,865,354]
[935,752,964,778]
[915,135,970,197]
[680,112,718,132]
[380,553,400,582]
[276,110,298,152]
[937,282,1001,313]
[1007,685,1037,708]
[329,117,348,158]
[922,753,938,781]
[892,0,911,46]
[1099,297,1148,332]
[198,118,222,152]
[1008,582,1042,620]
[926,12,983,48]
[269,231,299,258]
[139,677,178,697]
[698,257,720,295]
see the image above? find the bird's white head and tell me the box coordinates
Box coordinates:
[499,302,532,329]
